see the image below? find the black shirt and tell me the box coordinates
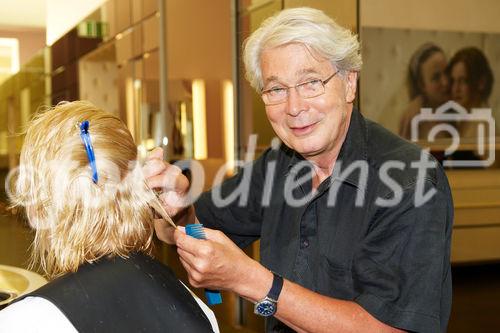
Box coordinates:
[195,109,453,333]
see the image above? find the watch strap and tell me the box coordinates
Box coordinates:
[267,272,283,301]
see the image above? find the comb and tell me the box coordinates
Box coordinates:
[185,224,223,306]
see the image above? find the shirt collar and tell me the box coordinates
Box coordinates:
[334,107,368,189]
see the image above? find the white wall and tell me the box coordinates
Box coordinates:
[46,0,107,45]
[0,0,46,28]
[361,0,500,34]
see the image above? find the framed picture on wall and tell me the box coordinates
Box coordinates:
[359,0,499,168]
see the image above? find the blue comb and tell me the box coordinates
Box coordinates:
[185,224,223,306]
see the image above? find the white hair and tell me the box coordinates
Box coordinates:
[243,7,362,91]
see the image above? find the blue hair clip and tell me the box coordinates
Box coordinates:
[79,120,98,184]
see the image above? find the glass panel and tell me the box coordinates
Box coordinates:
[164,0,234,181]
[0,38,19,84]
[237,0,282,157]
[0,47,49,167]
[140,49,161,153]
[79,43,120,116]
[162,0,238,328]
[167,79,194,159]
[82,1,161,162]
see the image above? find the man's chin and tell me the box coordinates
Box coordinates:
[293,144,322,158]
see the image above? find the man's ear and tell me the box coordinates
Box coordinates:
[345,71,358,103]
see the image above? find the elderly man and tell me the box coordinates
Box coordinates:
[146,7,452,333]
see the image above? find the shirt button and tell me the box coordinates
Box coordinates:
[301,239,309,248]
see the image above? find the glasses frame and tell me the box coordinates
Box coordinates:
[261,70,340,106]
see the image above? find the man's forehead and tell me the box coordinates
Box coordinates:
[264,68,322,83]
[261,44,332,78]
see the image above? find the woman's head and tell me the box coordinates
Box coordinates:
[408,43,449,106]
[243,7,362,92]
[10,101,158,278]
[448,47,494,109]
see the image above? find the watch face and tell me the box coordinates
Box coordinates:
[255,300,276,317]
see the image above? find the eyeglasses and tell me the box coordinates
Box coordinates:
[261,70,340,106]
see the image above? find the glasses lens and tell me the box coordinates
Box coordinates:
[263,88,287,105]
[262,76,330,105]
[297,80,324,98]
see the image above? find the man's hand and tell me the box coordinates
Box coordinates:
[144,147,190,216]
[174,225,406,333]
[143,147,193,244]
[174,226,272,298]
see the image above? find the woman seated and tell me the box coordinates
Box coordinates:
[448,46,495,138]
[0,101,219,332]
[399,43,450,140]
[445,47,496,163]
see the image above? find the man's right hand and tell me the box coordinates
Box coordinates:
[143,147,193,243]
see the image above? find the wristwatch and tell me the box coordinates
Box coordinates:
[254,272,284,317]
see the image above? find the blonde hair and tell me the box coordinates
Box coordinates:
[243,7,362,91]
[10,101,158,278]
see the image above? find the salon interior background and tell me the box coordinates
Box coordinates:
[1,0,500,332]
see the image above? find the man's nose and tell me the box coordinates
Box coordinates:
[286,88,307,116]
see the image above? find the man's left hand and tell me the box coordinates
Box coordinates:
[173,226,271,299]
